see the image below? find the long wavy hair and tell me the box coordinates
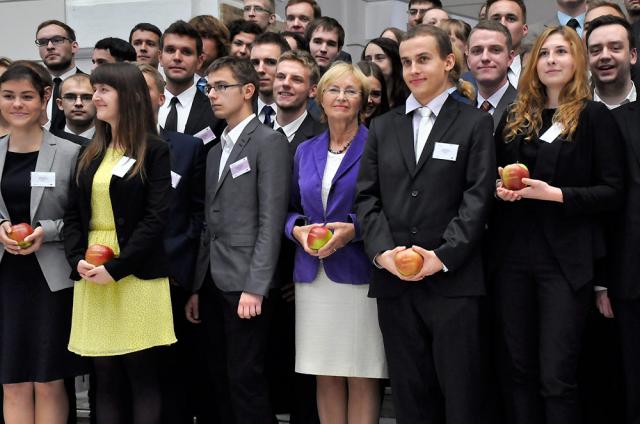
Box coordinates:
[361,37,409,108]
[504,26,590,142]
[77,63,158,181]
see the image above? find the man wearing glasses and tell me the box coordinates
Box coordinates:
[407,0,442,29]
[187,56,290,423]
[35,19,84,133]
[55,74,96,145]
[243,0,276,32]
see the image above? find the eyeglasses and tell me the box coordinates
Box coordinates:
[35,36,71,47]
[205,83,244,94]
[243,5,272,14]
[324,86,361,98]
[61,94,94,103]
[407,8,430,17]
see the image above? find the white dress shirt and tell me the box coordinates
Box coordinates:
[273,110,308,143]
[557,10,586,37]
[594,82,637,110]
[218,113,256,180]
[476,81,511,115]
[64,124,95,139]
[257,97,278,125]
[508,54,522,89]
[159,83,198,133]
[406,90,449,160]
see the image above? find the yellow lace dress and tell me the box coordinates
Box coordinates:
[68,147,176,356]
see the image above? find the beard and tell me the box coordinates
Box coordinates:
[46,56,73,72]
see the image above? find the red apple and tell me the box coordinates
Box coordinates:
[85,244,115,266]
[501,163,530,191]
[307,226,333,250]
[394,249,424,277]
[8,223,34,248]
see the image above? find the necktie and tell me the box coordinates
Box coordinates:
[275,127,286,136]
[262,105,274,127]
[566,18,580,32]
[196,77,207,94]
[415,107,433,163]
[480,100,493,113]
[51,77,64,130]
[164,97,179,132]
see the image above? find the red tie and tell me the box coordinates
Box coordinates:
[480,100,493,112]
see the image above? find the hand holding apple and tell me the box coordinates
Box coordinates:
[376,246,408,279]
[501,163,529,190]
[307,226,333,250]
[83,265,114,285]
[405,246,444,281]
[316,222,355,259]
[77,259,95,280]
[0,221,20,254]
[394,248,424,277]
[292,224,320,257]
[85,244,115,266]
[17,226,45,255]
[516,178,564,202]
[8,223,34,248]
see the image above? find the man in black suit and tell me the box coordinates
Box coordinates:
[250,32,291,126]
[356,24,496,424]
[35,20,84,133]
[53,74,95,145]
[467,20,517,130]
[159,20,222,145]
[187,56,290,424]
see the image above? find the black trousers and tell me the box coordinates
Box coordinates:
[200,277,274,424]
[612,297,640,424]
[494,243,591,424]
[377,285,494,424]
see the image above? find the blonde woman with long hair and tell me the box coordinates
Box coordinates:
[489,26,625,424]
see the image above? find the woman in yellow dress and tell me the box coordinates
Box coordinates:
[63,63,175,424]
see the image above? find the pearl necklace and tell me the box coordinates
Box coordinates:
[328,138,353,154]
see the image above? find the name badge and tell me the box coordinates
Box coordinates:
[432,142,459,161]
[112,156,136,178]
[170,171,182,189]
[230,157,251,179]
[30,172,55,187]
[194,126,216,145]
[540,123,564,143]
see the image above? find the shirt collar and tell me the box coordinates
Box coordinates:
[273,110,307,140]
[164,83,197,108]
[405,90,450,117]
[594,82,637,109]
[64,124,95,139]
[257,97,277,115]
[222,113,256,149]
[510,55,521,76]
[50,66,77,82]
[557,11,585,28]
[477,80,510,109]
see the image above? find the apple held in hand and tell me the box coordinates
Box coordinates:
[85,244,115,266]
[8,223,34,248]
[395,248,424,277]
[501,163,530,191]
[307,226,333,250]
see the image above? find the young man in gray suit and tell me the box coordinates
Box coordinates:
[467,20,517,130]
[186,56,290,424]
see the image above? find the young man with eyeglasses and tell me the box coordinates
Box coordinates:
[285,0,321,35]
[407,0,442,29]
[229,19,263,59]
[243,0,275,32]
[35,19,84,133]
[55,74,96,145]
[186,56,290,424]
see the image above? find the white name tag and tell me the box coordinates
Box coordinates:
[230,157,251,179]
[112,156,136,178]
[432,142,459,161]
[194,126,216,145]
[30,172,55,187]
[540,123,564,143]
[170,171,181,189]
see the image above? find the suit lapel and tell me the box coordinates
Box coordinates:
[414,97,459,176]
[185,91,206,134]
[0,136,9,220]
[331,125,366,184]
[393,110,416,175]
[623,102,640,168]
[213,119,257,199]
[30,131,57,221]
[493,84,517,130]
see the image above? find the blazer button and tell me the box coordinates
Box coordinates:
[411,190,419,197]
[410,227,418,235]
[116,218,125,225]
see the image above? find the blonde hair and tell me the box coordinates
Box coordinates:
[316,61,370,123]
[504,26,590,142]
[450,44,475,101]
[137,62,166,92]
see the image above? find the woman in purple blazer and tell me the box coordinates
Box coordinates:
[285,62,387,424]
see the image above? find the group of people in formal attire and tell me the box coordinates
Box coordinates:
[0,0,640,423]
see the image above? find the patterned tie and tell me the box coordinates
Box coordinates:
[480,100,493,113]
[164,97,179,132]
[196,77,207,94]
[415,107,433,163]
[566,18,580,32]
[262,105,274,127]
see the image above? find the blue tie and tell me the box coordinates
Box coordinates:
[262,105,274,127]
[196,77,207,94]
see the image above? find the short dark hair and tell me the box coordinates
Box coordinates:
[587,0,625,17]
[486,0,527,22]
[36,19,76,41]
[586,14,636,49]
[409,0,442,8]
[305,17,345,49]
[94,37,137,62]
[281,31,309,51]
[10,60,52,88]
[0,64,48,99]
[129,22,162,43]
[403,24,452,60]
[469,19,513,51]
[229,19,263,41]
[252,32,291,55]
[161,20,203,56]
[205,56,259,101]
[285,0,322,19]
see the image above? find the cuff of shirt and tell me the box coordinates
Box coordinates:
[594,285,607,292]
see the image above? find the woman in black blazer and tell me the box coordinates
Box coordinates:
[63,63,175,424]
[490,27,625,424]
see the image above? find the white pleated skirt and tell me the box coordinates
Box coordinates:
[295,265,388,378]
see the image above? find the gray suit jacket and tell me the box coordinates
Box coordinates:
[192,117,291,296]
[526,14,561,46]
[492,83,518,130]
[0,130,80,291]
